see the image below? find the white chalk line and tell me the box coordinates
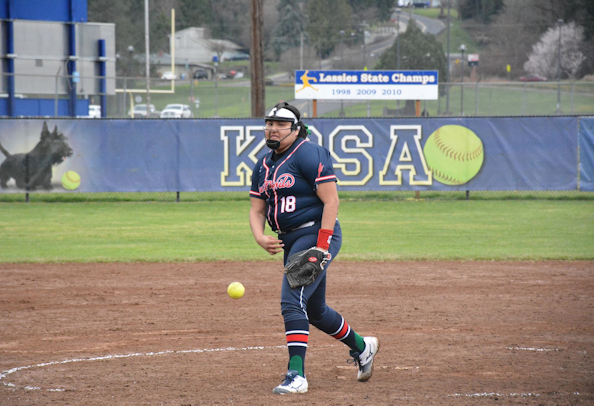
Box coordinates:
[506,346,562,352]
[1,344,289,392]
[506,346,587,355]
[2,345,589,399]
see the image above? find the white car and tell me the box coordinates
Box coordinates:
[88,105,101,118]
[162,104,193,118]
[160,109,184,118]
[129,104,159,118]
[161,71,177,80]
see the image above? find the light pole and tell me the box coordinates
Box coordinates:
[396,8,401,112]
[396,9,401,70]
[360,21,368,67]
[126,45,134,117]
[127,45,134,76]
[445,0,452,115]
[459,44,466,115]
[214,60,219,118]
[339,30,345,67]
[556,19,563,114]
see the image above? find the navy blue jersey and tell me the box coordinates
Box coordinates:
[250,138,337,234]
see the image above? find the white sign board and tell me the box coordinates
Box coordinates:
[294,70,439,100]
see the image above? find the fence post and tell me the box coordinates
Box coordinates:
[55,67,62,117]
[523,82,527,115]
[474,81,479,116]
[571,81,575,114]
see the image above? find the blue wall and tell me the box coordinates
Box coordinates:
[0,0,87,22]
[1,0,88,117]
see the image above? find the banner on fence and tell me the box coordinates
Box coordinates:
[0,117,590,193]
[294,70,439,100]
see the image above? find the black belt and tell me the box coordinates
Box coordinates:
[277,221,317,235]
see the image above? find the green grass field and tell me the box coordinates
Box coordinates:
[142,80,594,119]
[2,200,592,263]
[320,83,594,117]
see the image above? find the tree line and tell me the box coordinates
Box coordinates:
[88,0,593,80]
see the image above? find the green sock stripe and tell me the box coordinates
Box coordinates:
[289,355,304,377]
[354,333,365,352]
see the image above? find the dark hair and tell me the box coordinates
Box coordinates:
[271,102,309,138]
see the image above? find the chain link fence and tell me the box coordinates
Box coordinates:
[1,72,593,202]
[3,72,593,119]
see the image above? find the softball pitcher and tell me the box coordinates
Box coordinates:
[249,102,379,394]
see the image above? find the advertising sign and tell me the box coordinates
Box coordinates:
[294,70,438,100]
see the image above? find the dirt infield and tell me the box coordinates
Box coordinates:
[1,261,593,405]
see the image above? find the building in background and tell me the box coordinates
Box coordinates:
[0,0,115,117]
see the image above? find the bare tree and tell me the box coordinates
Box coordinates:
[209,40,229,63]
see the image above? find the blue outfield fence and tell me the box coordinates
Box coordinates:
[0,116,592,195]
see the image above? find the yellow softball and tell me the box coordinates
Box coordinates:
[227,282,245,299]
[423,125,484,185]
[61,170,81,190]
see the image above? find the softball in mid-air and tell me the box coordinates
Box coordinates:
[227,282,245,299]
[61,170,81,190]
[423,125,484,185]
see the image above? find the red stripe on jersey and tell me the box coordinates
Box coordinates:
[249,190,260,197]
[315,174,337,183]
[332,322,349,340]
[262,158,271,198]
[272,139,307,232]
[286,334,309,344]
[262,157,273,226]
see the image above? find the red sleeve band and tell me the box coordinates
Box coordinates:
[316,228,334,251]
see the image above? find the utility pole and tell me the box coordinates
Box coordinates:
[250,0,265,117]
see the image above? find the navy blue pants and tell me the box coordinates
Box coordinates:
[278,220,342,327]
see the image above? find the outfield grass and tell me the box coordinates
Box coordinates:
[412,7,459,20]
[2,200,592,263]
[320,82,594,117]
[142,80,594,119]
[144,81,296,118]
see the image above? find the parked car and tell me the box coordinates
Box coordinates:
[223,52,250,61]
[518,74,547,82]
[129,104,159,118]
[193,69,208,79]
[77,104,102,118]
[412,0,430,7]
[160,109,183,118]
[161,104,193,118]
[161,71,177,80]
[88,105,101,118]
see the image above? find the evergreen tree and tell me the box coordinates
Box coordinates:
[376,19,447,101]
[271,1,308,60]
[179,0,213,30]
[459,0,503,23]
[306,0,354,58]
[375,0,396,22]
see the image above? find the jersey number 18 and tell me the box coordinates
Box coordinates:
[280,196,296,213]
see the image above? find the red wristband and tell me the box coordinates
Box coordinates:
[317,229,334,251]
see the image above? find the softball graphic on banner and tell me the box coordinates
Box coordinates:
[423,125,484,185]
